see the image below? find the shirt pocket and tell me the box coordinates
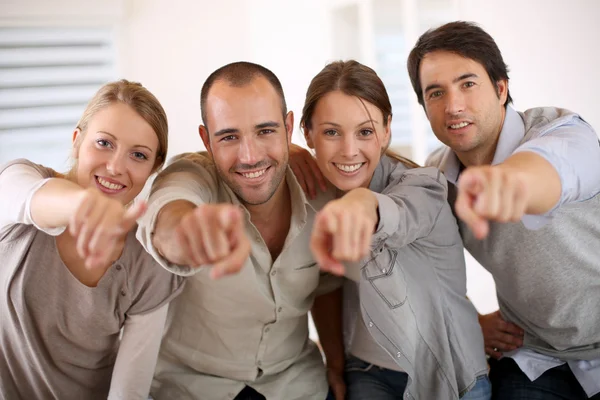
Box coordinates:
[362,249,408,309]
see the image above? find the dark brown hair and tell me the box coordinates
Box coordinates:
[407,21,513,108]
[301,60,419,168]
[200,61,287,128]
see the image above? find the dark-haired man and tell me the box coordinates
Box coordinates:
[410,21,600,399]
[137,62,340,400]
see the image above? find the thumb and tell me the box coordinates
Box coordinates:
[121,200,147,232]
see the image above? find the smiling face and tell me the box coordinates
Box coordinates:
[305,90,390,192]
[419,50,508,159]
[200,76,293,206]
[73,102,159,205]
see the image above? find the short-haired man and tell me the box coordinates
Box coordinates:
[137,62,338,400]
[409,21,600,399]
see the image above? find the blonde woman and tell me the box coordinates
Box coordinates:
[0,80,184,399]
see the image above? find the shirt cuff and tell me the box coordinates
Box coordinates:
[137,189,206,277]
[27,178,66,236]
[372,192,400,244]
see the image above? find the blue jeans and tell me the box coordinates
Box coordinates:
[344,355,409,400]
[461,375,492,400]
[489,357,600,400]
[343,355,490,400]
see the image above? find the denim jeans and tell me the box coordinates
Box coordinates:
[489,357,600,400]
[344,355,409,400]
[343,355,491,400]
[461,375,492,400]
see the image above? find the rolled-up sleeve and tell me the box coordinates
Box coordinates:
[0,160,65,237]
[513,117,600,210]
[371,167,448,249]
[136,155,219,276]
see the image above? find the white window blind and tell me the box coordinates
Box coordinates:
[0,27,116,171]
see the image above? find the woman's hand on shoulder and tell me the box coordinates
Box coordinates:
[289,143,327,199]
[311,188,378,275]
[70,188,146,269]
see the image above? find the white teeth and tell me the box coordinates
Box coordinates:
[241,169,266,179]
[334,163,363,172]
[450,122,469,129]
[97,177,124,190]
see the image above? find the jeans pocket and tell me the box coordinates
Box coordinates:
[344,356,374,372]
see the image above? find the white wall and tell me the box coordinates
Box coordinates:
[116,0,334,157]
[2,0,598,316]
[457,0,600,132]
[0,0,123,25]
[117,0,252,156]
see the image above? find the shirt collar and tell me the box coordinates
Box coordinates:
[491,106,526,165]
[439,106,525,184]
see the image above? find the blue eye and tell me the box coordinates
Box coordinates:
[132,152,148,160]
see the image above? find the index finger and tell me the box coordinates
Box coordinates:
[311,214,344,275]
[455,187,489,239]
[457,171,492,238]
[120,200,147,234]
[211,229,250,279]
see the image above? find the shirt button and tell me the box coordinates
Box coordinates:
[271,270,277,276]
[381,269,387,274]
[120,289,126,297]
[396,352,402,358]
[115,265,122,271]
[368,322,373,328]
[265,327,270,333]
[278,307,283,313]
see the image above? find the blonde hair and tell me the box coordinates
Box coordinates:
[73,79,168,171]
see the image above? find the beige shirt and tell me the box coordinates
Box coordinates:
[136,153,338,400]
[0,160,184,400]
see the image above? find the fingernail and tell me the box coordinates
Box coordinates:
[211,267,226,280]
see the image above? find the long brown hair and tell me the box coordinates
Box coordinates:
[300,60,419,168]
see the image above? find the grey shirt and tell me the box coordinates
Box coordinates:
[427,106,600,394]
[343,156,488,400]
[0,160,185,400]
[136,153,340,400]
